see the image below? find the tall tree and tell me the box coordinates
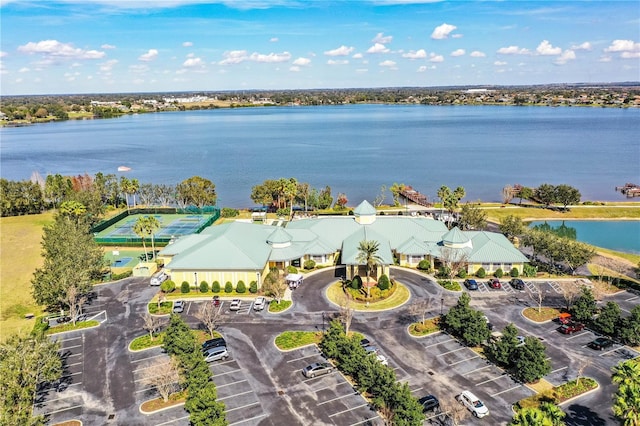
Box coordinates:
[0,334,62,426]
[535,183,556,207]
[555,184,581,211]
[32,214,104,311]
[571,286,597,322]
[195,302,222,339]
[143,216,161,260]
[499,215,525,241]
[176,176,217,208]
[356,240,383,299]
[141,358,181,403]
[458,202,487,230]
[512,337,551,383]
[133,216,151,261]
[612,360,640,426]
[438,185,466,228]
[120,176,132,211]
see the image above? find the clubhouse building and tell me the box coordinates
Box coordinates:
[160,201,528,288]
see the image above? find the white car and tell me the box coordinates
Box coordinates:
[173,300,185,313]
[150,272,168,286]
[229,299,241,311]
[376,354,389,366]
[253,296,266,311]
[457,390,489,418]
[203,346,229,362]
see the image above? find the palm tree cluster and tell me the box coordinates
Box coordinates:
[133,216,161,261]
[356,240,383,299]
[612,360,640,426]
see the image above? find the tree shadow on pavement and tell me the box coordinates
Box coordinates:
[564,403,607,426]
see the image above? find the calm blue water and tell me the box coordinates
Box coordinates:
[1,105,638,207]
[528,220,640,254]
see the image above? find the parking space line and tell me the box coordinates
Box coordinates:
[463,365,492,376]
[328,403,369,417]
[40,393,81,404]
[214,359,237,367]
[437,347,467,357]
[134,386,156,394]
[63,344,83,350]
[65,353,82,358]
[219,390,253,401]
[212,369,242,378]
[226,401,260,413]
[287,353,321,363]
[566,331,590,340]
[422,338,454,349]
[491,385,521,397]
[59,336,82,343]
[60,371,82,379]
[475,374,507,386]
[155,415,190,426]
[599,347,620,357]
[131,353,165,363]
[449,355,480,366]
[186,301,193,315]
[217,379,248,389]
[318,393,358,406]
[67,361,82,367]
[349,416,380,426]
[39,404,83,416]
[314,381,350,392]
[551,366,568,374]
[625,295,639,302]
[228,414,267,426]
[410,386,422,394]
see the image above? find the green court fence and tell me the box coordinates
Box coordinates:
[91,206,220,246]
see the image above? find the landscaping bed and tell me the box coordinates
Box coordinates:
[269,300,292,313]
[522,307,561,322]
[437,280,462,291]
[45,320,99,335]
[408,317,440,337]
[129,332,165,351]
[275,331,322,350]
[147,301,172,315]
[140,390,186,413]
[517,377,598,409]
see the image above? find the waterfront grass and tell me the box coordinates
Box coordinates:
[0,212,55,341]
[485,204,640,223]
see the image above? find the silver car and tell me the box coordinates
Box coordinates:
[302,362,334,378]
[203,346,229,362]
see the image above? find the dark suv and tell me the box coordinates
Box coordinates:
[464,279,478,291]
[418,395,440,413]
[588,337,613,351]
[509,278,525,290]
[202,337,226,351]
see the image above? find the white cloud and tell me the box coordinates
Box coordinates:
[417,65,427,72]
[621,51,640,59]
[129,64,149,73]
[571,41,591,51]
[99,59,118,72]
[183,57,204,68]
[186,53,195,58]
[470,51,486,57]
[536,40,562,56]
[101,44,116,49]
[554,50,576,65]
[366,43,389,54]
[293,57,311,66]
[429,53,444,62]
[372,32,393,44]
[270,37,279,42]
[402,49,427,59]
[289,65,300,72]
[494,61,507,66]
[604,39,639,52]
[324,45,354,56]
[0,51,6,58]
[598,56,612,63]
[182,41,193,47]
[356,68,368,74]
[431,23,457,40]
[138,49,158,62]
[18,67,29,73]
[450,48,465,57]
[327,59,349,65]
[379,60,396,67]
[497,45,530,55]
[219,50,248,65]
[249,51,291,63]
[18,40,105,60]
[452,34,463,39]
[352,53,363,59]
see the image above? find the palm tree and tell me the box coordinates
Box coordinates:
[133,217,150,261]
[120,177,131,211]
[129,178,140,208]
[612,360,640,425]
[510,407,553,426]
[539,402,566,426]
[144,216,161,260]
[612,360,640,388]
[356,240,382,299]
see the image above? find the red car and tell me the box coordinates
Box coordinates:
[212,295,220,307]
[488,278,501,289]
[558,322,585,334]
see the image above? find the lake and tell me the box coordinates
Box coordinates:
[528,220,640,254]
[1,104,638,207]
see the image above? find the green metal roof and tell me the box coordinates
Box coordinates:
[465,231,529,263]
[396,237,431,255]
[353,200,377,216]
[442,226,470,245]
[341,227,395,265]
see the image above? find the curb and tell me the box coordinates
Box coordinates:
[407,325,442,339]
[324,282,412,313]
[46,322,100,336]
[273,340,319,353]
[519,308,555,324]
[558,378,600,406]
[268,301,294,314]
[139,399,185,415]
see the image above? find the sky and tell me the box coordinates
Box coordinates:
[1,0,639,95]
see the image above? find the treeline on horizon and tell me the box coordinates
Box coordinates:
[1,82,639,123]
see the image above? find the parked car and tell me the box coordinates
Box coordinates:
[173,300,185,313]
[488,278,501,289]
[253,296,266,311]
[302,362,334,378]
[56,316,71,324]
[464,279,479,291]
[588,337,614,351]
[229,299,241,311]
[558,322,585,334]
[516,335,526,347]
[202,337,226,351]
[457,390,489,418]
[376,354,389,366]
[509,278,525,290]
[74,313,88,322]
[360,338,371,347]
[150,271,168,286]
[418,395,440,413]
[203,346,229,362]
[483,315,494,331]
[364,345,379,355]
[212,295,220,307]
[558,312,573,324]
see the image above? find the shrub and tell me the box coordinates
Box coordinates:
[221,207,239,218]
[199,281,209,293]
[276,208,289,217]
[523,264,537,277]
[286,265,298,274]
[510,267,520,277]
[370,286,382,300]
[437,266,451,278]
[211,281,221,293]
[303,259,316,270]
[236,280,246,293]
[111,270,133,280]
[161,280,176,293]
[417,259,431,271]
[249,281,258,294]
[378,274,390,290]
[181,281,191,294]
[476,267,486,278]
[495,268,504,278]
[457,269,467,278]
[224,281,233,293]
[352,275,362,289]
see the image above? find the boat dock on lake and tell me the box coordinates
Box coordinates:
[615,183,640,198]
[399,186,433,207]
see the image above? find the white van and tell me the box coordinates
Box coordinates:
[457,390,489,418]
[150,271,168,286]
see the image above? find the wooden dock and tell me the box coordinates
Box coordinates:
[399,186,432,207]
[615,183,640,198]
